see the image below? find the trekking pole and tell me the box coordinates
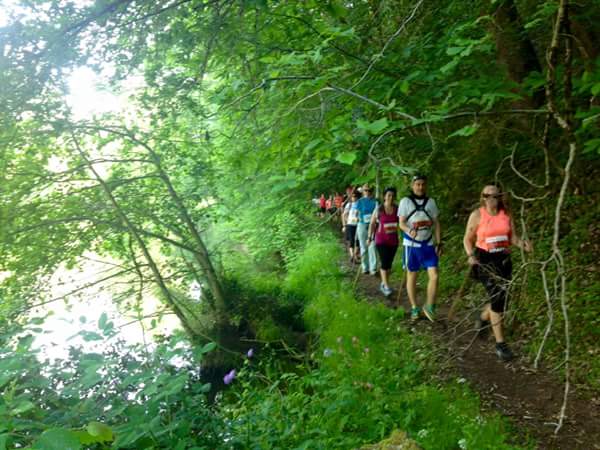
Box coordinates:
[352,260,362,288]
[353,227,366,288]
[353,229,359,265]
[395,267,406,305]
[396,242,411,307]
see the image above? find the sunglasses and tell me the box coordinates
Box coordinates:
[482,193,502,199]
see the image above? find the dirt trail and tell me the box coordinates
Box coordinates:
[342,254,600,450]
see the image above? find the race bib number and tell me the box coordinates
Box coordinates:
[412,220,432,230]
[486,235,509,252]
[383,222,398,234]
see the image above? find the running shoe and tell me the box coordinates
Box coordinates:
[410,307,420,322]
[379,283,387,296]
[381,285,393,297]
[495,342,514,362]
[423,304,436,322]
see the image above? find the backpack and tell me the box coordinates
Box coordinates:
[405,195,433,222]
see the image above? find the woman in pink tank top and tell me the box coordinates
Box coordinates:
[463,184,532,362]
[367,187,399,297]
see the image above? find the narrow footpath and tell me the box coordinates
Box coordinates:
[341,244,600,450]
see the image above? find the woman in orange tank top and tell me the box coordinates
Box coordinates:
[463,184,532,362]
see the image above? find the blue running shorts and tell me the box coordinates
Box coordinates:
[403,245,439,272]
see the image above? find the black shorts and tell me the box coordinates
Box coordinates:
[376,244,398,271]
[345,225,357,245]
[471,248,512,313]
[320,206,326,213]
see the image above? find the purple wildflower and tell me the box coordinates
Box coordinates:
[323,348,333,357]
[247,348,254,358]
[223,369,236,385]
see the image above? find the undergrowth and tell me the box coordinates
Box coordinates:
[221,236,533,449]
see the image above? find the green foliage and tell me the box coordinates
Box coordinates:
[221,274,306,344]
[0,0,599,448]
[357,118,389,135]
[222,238,530,449]
[0,322,224,449]
[33,429,82,450]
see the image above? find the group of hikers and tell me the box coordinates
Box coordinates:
[323,174,532,362]
[317,192,345,217]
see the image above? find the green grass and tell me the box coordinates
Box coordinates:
[222,235,534,449]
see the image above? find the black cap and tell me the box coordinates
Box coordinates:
[412,174,427,182]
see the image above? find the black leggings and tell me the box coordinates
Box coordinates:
[376,244,398,271]
[345,225,357,245]
[471,248,512,313]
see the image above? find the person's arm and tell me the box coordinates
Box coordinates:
[434,217,442,256]
[399,216,417,239]
[463,210,480,266]
[367,209,378,243]
[398,199,417,238]
[429,199,442,252]
[510,216,532,252]
[341,204,348,228]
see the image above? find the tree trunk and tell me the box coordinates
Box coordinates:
[491,0,544,107]
[142,145,229,325]
[71,133,199,339]
[82,125,229,325]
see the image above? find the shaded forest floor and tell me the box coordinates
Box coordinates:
[338,239,600,450]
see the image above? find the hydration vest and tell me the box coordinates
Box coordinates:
[403,195,434,244]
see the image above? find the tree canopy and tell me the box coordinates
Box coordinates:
[1,0,599,448]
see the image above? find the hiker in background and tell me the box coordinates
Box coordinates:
[319,193,326,217]
[334,192,344,220]
[344,185,354,205]
[342,190,361,263]
[398,174,441,322]
[368,187,399,297]
[463,183,531,362]
[326,195,334,215]
[356,184,378,275]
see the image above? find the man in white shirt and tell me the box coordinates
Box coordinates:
[398,174,442,322]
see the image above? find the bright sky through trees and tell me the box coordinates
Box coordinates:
[66,67,121,119]
[36,64,178,359]
[0,0,21,27]
[33,254,181,361]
